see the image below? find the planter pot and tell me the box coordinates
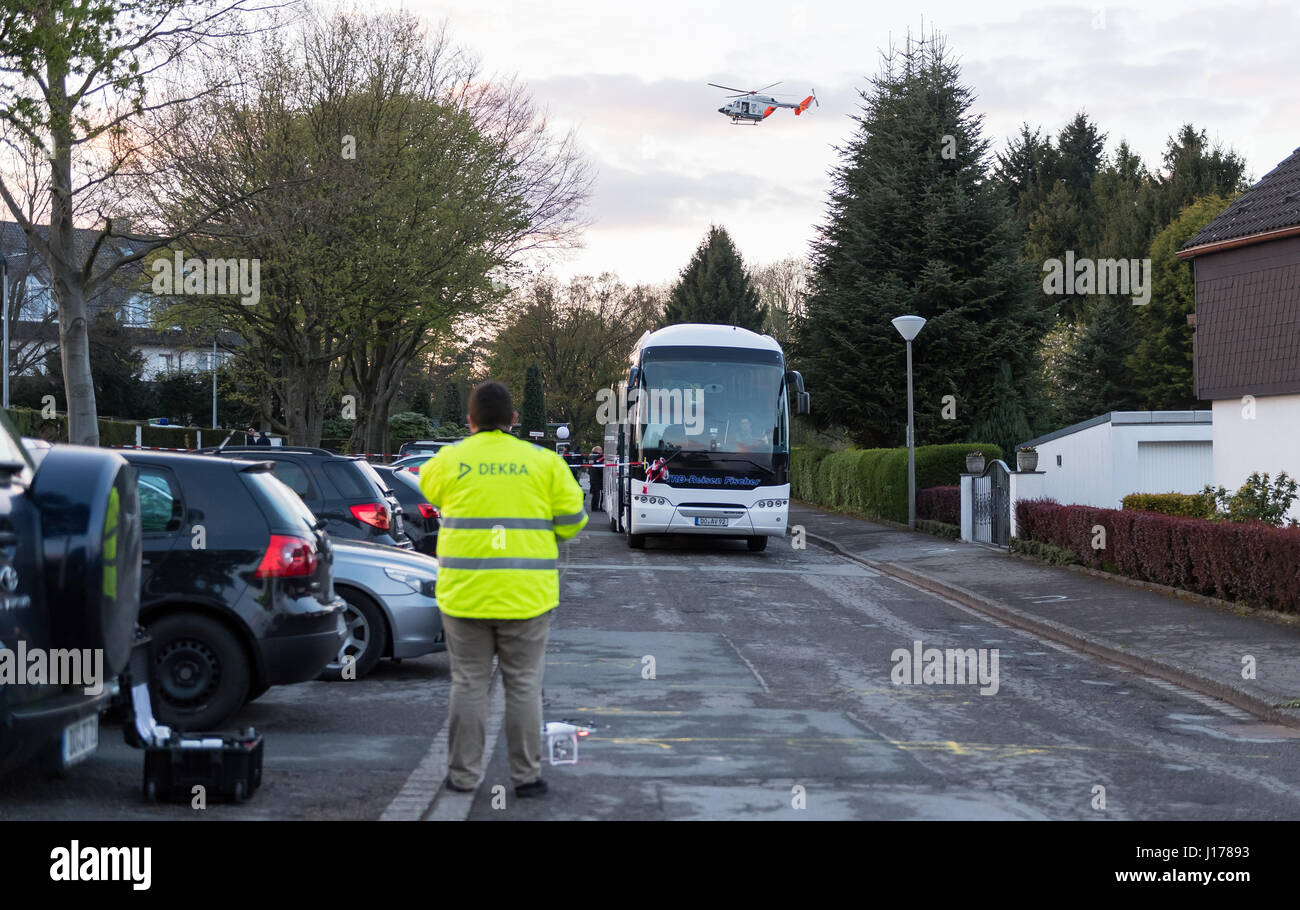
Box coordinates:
[965,456,986,474]
[1017,451,1039,472]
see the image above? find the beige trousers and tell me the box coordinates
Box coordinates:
[441,610,553,789]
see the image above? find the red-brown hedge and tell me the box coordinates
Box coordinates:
[917,486,960,525]
[1014,498,1300,613]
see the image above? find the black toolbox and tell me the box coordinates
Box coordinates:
[120,627,265,803]
[143,729,263,803]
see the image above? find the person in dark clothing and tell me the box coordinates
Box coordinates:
[245,426,260,445]
[587,446,604,512]
[257,430,272,446]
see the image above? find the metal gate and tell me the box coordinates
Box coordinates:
[972,460,1011,547]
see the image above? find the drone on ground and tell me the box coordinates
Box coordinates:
[709,81,818,124]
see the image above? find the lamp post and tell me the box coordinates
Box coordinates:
[891,315,926,528]
[210,336,218,429]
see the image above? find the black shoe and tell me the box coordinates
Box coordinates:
[444,776,475,793]
[514,779,548,799]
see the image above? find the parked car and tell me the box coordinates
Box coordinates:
[325,540,444,680]
[389,453,434,474]
[120,450,345,729]
[1,415,143,777]
[397,439,459,458]
[198,445,412,550]
[372,464,439,556]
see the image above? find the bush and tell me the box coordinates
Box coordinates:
[1203,472,1299,527]
[1014,498,1300,612]
[1009,536,1079,566]
[917,486,960,525]
[389,411,434,439]
[1122,492,1217,519]
[793,443,1002,522]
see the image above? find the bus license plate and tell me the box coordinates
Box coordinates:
[695,517,729,527]
[61,715,99,767]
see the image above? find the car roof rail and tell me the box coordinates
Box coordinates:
[197,445,338,456]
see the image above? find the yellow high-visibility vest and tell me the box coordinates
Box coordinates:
[418,430,587,619]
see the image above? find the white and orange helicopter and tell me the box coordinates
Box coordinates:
[710,81,817,124]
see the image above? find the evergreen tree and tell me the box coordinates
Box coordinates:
[798,32,1045,449]
[520,363,546,438]
[1056,295,1141,424]
[662,225,763,330]
[440,381,463,425]
[992,124,1057,223]
[1129,194,1234,409]
[1151,125,1248,228]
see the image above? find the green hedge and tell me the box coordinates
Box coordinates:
[3,407,223,449]
[792,442,1003,523]
[1121,491,1217,520]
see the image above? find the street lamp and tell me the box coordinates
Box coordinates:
[1,253,8,411]
[891,315,926,528]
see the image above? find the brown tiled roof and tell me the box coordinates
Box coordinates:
[1181,147,1300,254]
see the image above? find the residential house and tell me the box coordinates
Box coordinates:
[1178,146,1300,522]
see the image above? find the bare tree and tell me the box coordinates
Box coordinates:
[751,256,810,350]
[0,0,279,443]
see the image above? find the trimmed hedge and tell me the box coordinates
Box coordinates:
[917,519,959,540]
[1122,491,1216,520]
[792,443,1003,523]
[918,485,960,525]
[3,407,223,449]
[1016,498,1300,613]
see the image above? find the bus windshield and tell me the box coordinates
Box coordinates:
[635,346,788,484]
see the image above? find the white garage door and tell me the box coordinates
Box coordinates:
[1136,441,1213,494]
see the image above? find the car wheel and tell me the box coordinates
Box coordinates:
[747,536,768,552]
[244,681,271,704]
[148,613,250,731]
[318,589,387,681]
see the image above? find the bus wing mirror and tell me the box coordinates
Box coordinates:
[785,370,806,394]
[627,366,640,391]
[796,391,811,416]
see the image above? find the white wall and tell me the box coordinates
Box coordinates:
[1025,415,1213,510]
[1027,419,1114,507]
[1212,394,1300,523]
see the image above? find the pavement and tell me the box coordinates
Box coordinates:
[790,502,1300,728]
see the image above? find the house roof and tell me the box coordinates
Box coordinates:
[1,219,153,272]
[1179,147,1300,257]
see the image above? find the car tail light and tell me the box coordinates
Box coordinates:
[254,534,318,578]
[350,502,391,530]
[418,503,438,519]
[407,465,420,473]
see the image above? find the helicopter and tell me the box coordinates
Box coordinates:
[709,81,818,124]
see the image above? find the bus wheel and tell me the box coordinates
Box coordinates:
[628,532,646,549]
[747,536,768,552]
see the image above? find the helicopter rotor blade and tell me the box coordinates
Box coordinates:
[755,81,782,93]
[708,82,751,94]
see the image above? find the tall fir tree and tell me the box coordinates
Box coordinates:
[1151,125,1248,228]
[520,363,546,438]
[440,381,463,426]
[797,31,1045,452]
[1129,194,1234,409]
[662,225,763,330]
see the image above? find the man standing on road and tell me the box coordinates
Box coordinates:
[418,381,587,799]
[587,445,604,512]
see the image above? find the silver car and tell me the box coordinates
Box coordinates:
[321,539,445,680]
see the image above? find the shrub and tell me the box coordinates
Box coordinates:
[917,486,960,525]
[1009,536,1079,566]
[794,443,1002,522]
[389,411,434,439]
[1203,472,1299,527]
[1122,492,1216,520]
[1014,499,1300,612]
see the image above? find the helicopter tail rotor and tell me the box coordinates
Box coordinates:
[794,91,817,115]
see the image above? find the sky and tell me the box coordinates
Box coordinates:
[385,0,1300,286]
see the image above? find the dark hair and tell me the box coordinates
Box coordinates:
[468,381,514,430]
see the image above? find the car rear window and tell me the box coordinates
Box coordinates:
[352,459,394,496]
[323,461,374,499]
[241,470,318,534]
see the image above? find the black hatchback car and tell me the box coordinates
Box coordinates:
[199,446,412,550]
[121,450,345,730]
[372,464,438,556]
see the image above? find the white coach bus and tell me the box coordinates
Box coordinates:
[604,323,810,551]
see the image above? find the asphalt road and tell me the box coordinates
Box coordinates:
[5,515,1300,820]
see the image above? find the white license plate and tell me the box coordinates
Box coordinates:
[61,715,99,767]
[695,517,730,527]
